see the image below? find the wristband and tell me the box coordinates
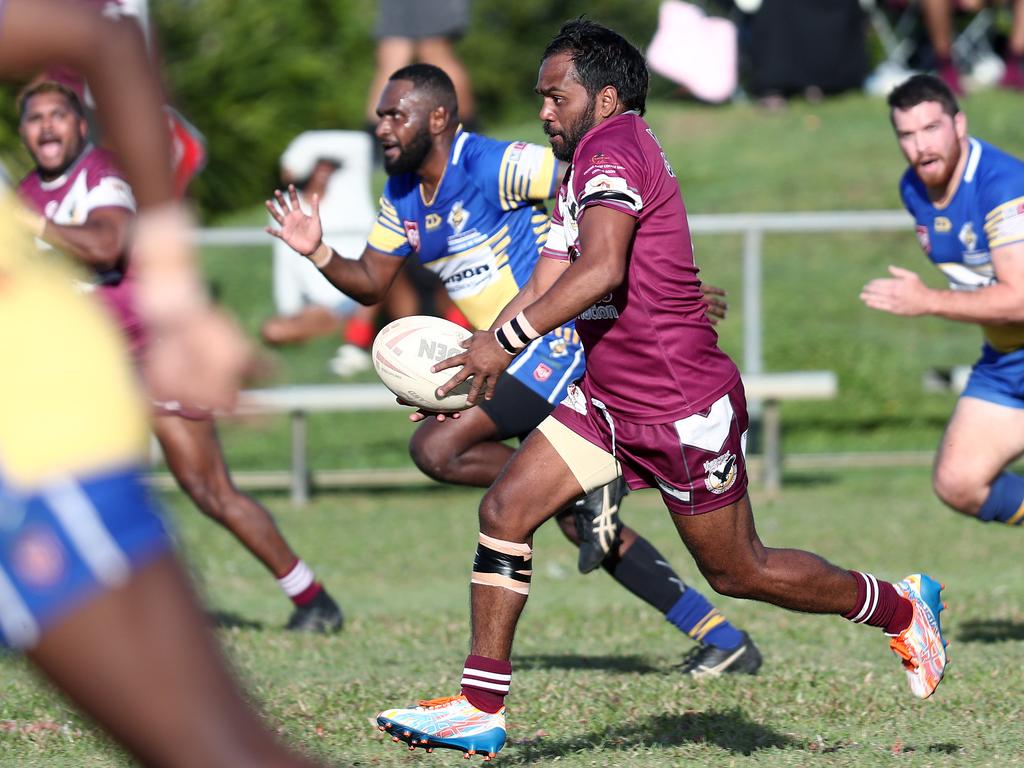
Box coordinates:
[309,241,333,269]
[494,311,541,355]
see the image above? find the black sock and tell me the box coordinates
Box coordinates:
[602,535,686,613]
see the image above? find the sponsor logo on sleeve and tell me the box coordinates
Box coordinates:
[915,224,931,253]
[403,220,421,251]
[533,363,552,382]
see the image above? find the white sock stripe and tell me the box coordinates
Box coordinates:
[460,677,510,692]
[865,573,880,623]
[278,559,315,596]
[462,668,512,682]
[850,571,876,623]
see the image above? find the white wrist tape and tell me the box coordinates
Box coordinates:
[494,311,541,355]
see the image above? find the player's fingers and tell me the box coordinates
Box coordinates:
[264,225,282,239]
[265,199,283,222]
[310,193,320,218]
[889,265,914,278]
[435,367,471,398]
[287,184,301,210]
[482,373,500,401]
[702,284,727,297]
[432,352,467,373]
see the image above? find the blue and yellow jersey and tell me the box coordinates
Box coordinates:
[367,131,557,330]
[901,137,1024,352]
[0,190,149,489]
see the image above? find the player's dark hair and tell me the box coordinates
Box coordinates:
[17,80,86,122]
[887,74,960,118]
[542,18,649,116]
[389,63,459,123]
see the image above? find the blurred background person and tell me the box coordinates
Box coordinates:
[364,0,477,132]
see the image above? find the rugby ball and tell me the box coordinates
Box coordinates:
[372,315,474,412]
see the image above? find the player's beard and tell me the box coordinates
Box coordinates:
[545,100,596,163]
[384,127,433,175]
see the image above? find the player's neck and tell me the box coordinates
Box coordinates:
[417,138,453,204]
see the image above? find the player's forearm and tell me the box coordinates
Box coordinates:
[927,284,1024,324]
[520,255,623,337]
[316,247,389,305]
[42,220,125,270]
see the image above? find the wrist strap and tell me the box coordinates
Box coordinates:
[310,241,333,269]
[495,311,541,355]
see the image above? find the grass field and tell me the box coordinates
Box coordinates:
[5,91,1024,765]
[2,467,1023,766]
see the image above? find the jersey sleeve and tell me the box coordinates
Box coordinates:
[571,134,644,219]
[462,134,559,211]
[365,189,412,257]
[84,174,136,215]
[980,167,1024,250]
[541,193,569,262]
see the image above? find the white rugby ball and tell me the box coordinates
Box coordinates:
[372,315,474,412]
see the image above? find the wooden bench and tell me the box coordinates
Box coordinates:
[173,373,836,505]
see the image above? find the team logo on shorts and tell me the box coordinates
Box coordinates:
[533,363,552,382]
[403,221,421,251]
[703,451,738,494]
[562,383,587,415]
[12,526,66,587]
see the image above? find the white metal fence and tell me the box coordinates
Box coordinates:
[196,209,916,377]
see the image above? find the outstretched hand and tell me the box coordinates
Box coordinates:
[265,184,323,257]
[432,330,514,405]
[860,265,933,316]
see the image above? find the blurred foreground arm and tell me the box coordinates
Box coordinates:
[0,0,250,410]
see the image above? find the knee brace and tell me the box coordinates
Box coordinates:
[471,533,532,596]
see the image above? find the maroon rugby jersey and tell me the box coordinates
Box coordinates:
[542,111,739,423]
[18,144,143,353]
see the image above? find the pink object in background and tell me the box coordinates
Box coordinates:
[647,0,738,104]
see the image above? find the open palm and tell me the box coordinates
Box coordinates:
[265,184,323,256]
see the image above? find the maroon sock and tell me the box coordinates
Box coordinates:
[460,654,511,714]
[842,571,913,635]
[292,581,322,607]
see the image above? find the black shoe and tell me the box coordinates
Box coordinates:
[285,588,344,634]
[677,632,762,678]
[573,476,627,574]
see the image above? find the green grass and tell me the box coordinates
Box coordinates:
[3,468,1023,765]
[204,90,1017,463]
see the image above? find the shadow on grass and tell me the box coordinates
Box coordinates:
[956,619,1024,644]
[505,707,797,762]
[513,654,660,674]
[208,610,264,630]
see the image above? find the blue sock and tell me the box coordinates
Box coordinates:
[665,590,745,650]
[977,472,1024,524]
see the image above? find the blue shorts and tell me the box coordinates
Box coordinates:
[962,344,1024,409]
[505,328,586,406]
[0,466,171,649]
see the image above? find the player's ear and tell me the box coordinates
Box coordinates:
[430,105,450,135]
[954,110,967,140]
[597,85,618,118]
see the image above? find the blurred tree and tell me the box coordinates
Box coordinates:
[0,1,659,218]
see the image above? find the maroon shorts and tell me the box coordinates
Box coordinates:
[551,380,749,515]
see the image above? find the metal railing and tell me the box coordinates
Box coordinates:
[197,208,915,377]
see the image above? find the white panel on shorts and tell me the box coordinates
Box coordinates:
[673,393,733,453]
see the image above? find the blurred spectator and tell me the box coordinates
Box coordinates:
[261,130,420,376]
[920,0,1024,92]
[743,0,869,103]
[364,0,477,130]
[648,1,739,103]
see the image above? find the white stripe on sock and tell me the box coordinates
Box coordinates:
[461,677,510,693]
[278,559,315,597]
[851,571,878,624]
[462,668,512,682]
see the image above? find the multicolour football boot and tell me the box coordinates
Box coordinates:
[377,695,506,760]
[889,573,948,699]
